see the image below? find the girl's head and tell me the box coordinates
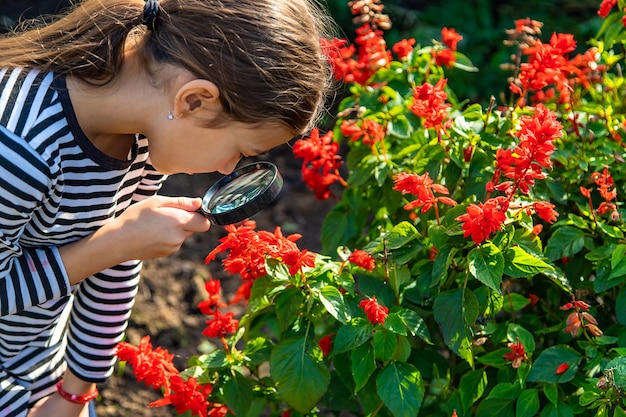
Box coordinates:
[1,0,334,137]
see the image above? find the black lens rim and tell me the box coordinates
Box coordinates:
[200,162,283,225]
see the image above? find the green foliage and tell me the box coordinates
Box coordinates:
[123,2,626,416]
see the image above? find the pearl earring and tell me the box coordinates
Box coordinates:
[167,112,175,120]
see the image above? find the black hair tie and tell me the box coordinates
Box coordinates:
[143,0,160,31]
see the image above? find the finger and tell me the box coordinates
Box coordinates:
[184,212,212,233]
[158,196,203,212]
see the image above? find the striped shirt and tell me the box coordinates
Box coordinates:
[0,67,165,416]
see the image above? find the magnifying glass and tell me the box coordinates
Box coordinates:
[199,161,283,225]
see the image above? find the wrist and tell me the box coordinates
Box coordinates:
[56,380,99,405]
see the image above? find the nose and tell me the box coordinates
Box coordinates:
[217,155,241,175]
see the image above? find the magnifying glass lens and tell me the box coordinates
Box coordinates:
[200,162,282,225]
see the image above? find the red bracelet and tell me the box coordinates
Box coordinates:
[56,380,99,404]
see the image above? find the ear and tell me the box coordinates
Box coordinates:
[172,79,221,117]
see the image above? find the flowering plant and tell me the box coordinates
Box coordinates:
[117,1,626,416]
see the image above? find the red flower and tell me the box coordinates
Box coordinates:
[527,293,540,306]
[580,186,592,198]
[456,197,509,244]
[509,29,596,105]
[116,335,179,394]
[492,104,561,196]
[533,201,559,223]
[393,171,456,214]
[354,24,391,83]
[359,296,389,325]
[205,220,268,280]
[514,18,543,34]
[348,249,376,271]
[293,128,345,200]
[203,311,239,339]
[318,334,333,356]
[150,376,213,417]
[556,363,569,375]
[564,312,582,337]
[230,281,253,305]
[392,38,416,59]
[441,27,463,51]
[434,49,456,68]
[593,168,617,201]
[340,119,386,146]
[503,341,527,369]
[320,37,358,83]
[198,280,225,315]
[208,405,229,417]
[411,79,452,132]
[282,248,316,275]
[560,299,590,311]
[598,0,618,18]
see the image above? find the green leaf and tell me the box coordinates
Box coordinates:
[270,337,330,413]
[376,362,424,417]
[475,383,519,417]
[599,223,624,239]
[318,285,348,324]
[609,256,626,280]
[516,389,540,417]
[388,114,411,139]
[469,243,505,292]
[243,337,273,367]
[397,308,432,343]
[578,391,600,406]
[503,246,554,278]
[351,343,376,392]
[198,350,228,369]
[476,348,511,369]
[527,345,582,384]
[540,402,574,417]
[386,221,419,250]
[275,287,305,331]
[431,245,457,287]
[605,356,626,389]
[433,288,479,366]
[545,227,586,261]
[501,293,530,313]
[543,383,558,405]
[615,407,626,417]
[222,372,254,417]
[374,328,397,361]
[383,312,407,335]
[332,318,373,355]
[613,245,626,268]
[459,369,487,412]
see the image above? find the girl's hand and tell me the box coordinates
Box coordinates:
[60,195,212,285]
[28,394,90,417]
[107,195,211,260]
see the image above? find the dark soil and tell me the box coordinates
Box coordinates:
[95,151,335,416]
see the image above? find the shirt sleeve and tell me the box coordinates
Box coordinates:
[0,369,30,417]
[0,125,71,317]
[65,160,167,382]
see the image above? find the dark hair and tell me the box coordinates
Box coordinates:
[0,0,334,134]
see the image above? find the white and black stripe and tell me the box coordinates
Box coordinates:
[0,67,165,416]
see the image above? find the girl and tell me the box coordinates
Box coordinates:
[0,0,332,416]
